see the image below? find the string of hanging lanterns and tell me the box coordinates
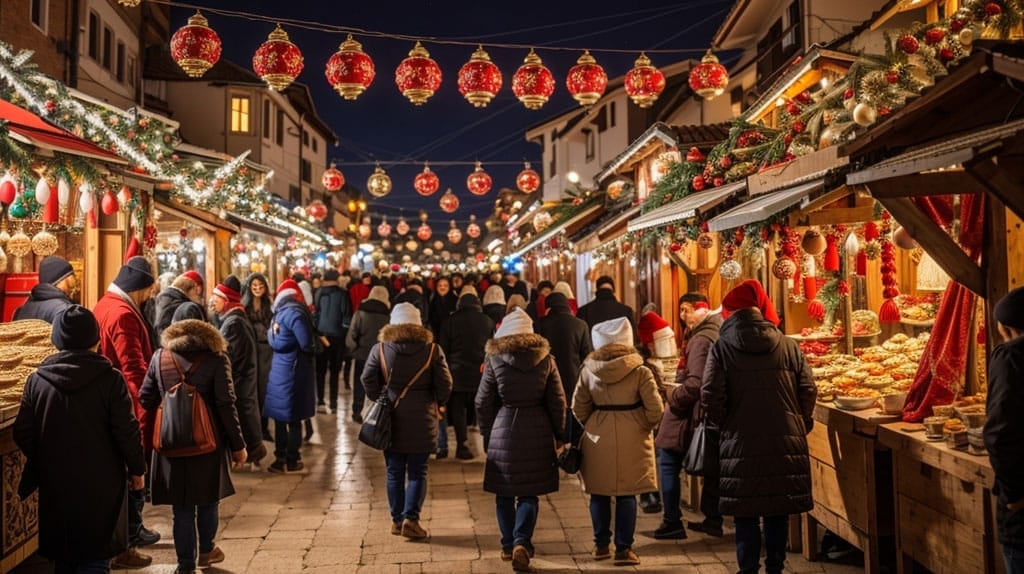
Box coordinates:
[318,160,538,201]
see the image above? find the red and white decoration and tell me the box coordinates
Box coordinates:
[516,163,540,193]
[566,51,607,107]
[439,189,460,213]
[689,50,728,100]
[466,161,492,196]
[414,164,440,196]
[252,25,304,91]
[321,163,345,192]
[625,53,665,108]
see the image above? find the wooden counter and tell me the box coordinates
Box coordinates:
[877,423,1003,574]
[0,403,38,574]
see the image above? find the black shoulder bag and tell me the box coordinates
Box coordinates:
[358,343,436,450]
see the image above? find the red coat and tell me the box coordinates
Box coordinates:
[94,290,155,449]
[349,282,371,312]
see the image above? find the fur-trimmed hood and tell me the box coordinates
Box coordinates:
[486,333,550,371]
[583,343,642,383]
[161,319,227,354]
[379,323,434,344]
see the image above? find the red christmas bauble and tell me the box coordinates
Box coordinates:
[395,42,442,105]
[0,178,15,204]
[325,34,375,100]
[414,165,440,196]
[885,70,900,84]
[686,146,705,163]
[171,11,221,78]
[512,49,555,110]
[377,220,392,237]
[439,189,460,213]
[101,190,119,215]
[986,2,1002,16]
[898,34,920,54]
[417,223,432,241]
[689,50,729,100]
[447,225,463,244]
[566,51,607,107]
[457,47,502,108]
[466,163,492,196]
[692,175,706,191]
[950,19,966,33]
[925,28,946,45]
[321,164,345,192]
[396,218,410,236]
[466,216,481,239]
[669,242,682,252]
[939,48,956,62]
[625,53,665,108]
[516,163,540,193]
[306,199,328,222]
[252,25,303,91]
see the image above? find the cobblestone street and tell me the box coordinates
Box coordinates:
[15,405,866,574]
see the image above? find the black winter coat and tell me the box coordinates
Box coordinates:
[476,333,566,497]
[361,324,453,454]
[14,351,146,562]
[346,299,391,361]
[219,307,265,460]
[314,283,351,336]
[139,320,245,506]
[483,303,506,326]
[428,291,457,335]
[439,297,495,392]
[576,290,636,332]
[245,301,273,412]
[537,304,593,408]
[984,336,1024,547]
[12,283,73,323]
[702,308,816,518]
[154,287,204,345]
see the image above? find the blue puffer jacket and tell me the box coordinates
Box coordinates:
[266,294,317,422]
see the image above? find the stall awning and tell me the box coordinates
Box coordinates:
[509,203,603,259]
[155,194,239,234]
[629,181,746,232]
[227,212,289,239]
[575,205,640,252]
[707,179,823,232]
[0,98,128,164]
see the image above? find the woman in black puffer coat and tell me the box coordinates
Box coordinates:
[475,308,566,573]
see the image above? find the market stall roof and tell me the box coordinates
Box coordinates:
[155,191,240,234]
[508,202,603,260]
[574,204,641,253]
[707,179,823,232]
[0,98,128,164]
[629,180,746,232]
[595,122,731,184]
[226,212,290,239]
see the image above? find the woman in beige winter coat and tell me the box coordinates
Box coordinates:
[573,317,664,567]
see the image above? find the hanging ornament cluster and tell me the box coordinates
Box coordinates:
[417,220,432,242]
[395,42,442,105]
[689,50,729,100]
[512,50,556,110]
[325,35,375,100]
[625,53,666,108]
[879,213,901,323]
[439,189,460,213]
[516,163,540,193]
[466,161,492,196]
[321,163,345,192]
[170,11,222,78]
[414,164,440,196]
[252,25,304,91]
[566,51,608,107]
[457,47,502,108]
[366,164,393,198]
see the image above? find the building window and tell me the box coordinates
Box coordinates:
[230,96,251,133]
[88,12,99,60]
[127,55,136,87]
[609,101,616,128]
[594,106,608,132]
[312,138,318,153]
[288,185,301,204]
[730,86,744,116]
[262,100,271,139]
[584,129,596,162]
[116,41,126,82]
[102,27,113,70]
[755,1,802,89]
[302,129,309,147]
[301,159,312,183]
[30,0,47,31]
[276,109,285,145]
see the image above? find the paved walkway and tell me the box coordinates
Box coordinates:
[14,402,865,573]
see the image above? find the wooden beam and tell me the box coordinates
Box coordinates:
[984,195,1008,362]
[876,196,985,297]
[966,156,1024,222]
[866,171,978,198]
[798,206,878,226]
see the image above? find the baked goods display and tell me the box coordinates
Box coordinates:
[807,332,934,408]
[897,294,939,323]
[0,320,56,408]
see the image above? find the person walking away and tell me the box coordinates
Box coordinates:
[14,306,147,573]
[350,272,373,312]
[439,291,495,459]
[476,307,565,572]
[500,271,529,302]
[346,285,391,423]
[14,255,77,322]
[483,285,507,326]
[703,279,815,574]
[525,280,553,321]
[266,279,317,473]
[536,292,592,442]
[653,293,722,540]
[395,278,430,327]
[361,303,453,539]
[427,276,457,335]
[139,319,247,573]
[153,271,206,340]
[506,294,528,316]
[213,275,267,465]
[577,276,635,334]
[985,287,1024,574]
[93,256,160,568]
[573,317,664,566]
[314,269,351,413]
[243,273,274,442]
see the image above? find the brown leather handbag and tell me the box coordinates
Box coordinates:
[153,350,217,457]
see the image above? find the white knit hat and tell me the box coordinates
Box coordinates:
[460,285,478,297]
[592,317,633,349]
[367,285,391,308]
[553,281,575,300]
[390,302,421,325]
[494,307,533,338]
[483,285,506,306]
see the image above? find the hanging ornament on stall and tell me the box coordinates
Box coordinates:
[377,216,392,238]
[306,199,328,222]
[447,220,463,244]
[170,11,222,78]
[322,163,346,192]
[823,232,841,272]
[457,46,502,108]
[697,232,714,250]
[57,178,71,207]
[466,161,492,195]
[772,257,797,280]
[624,53,666,108]
[6,231,31,258]
[466,214,481,239]
[516,162,540,193]
[395,42,442,105]
[101,189,119,215]
[566,50,608,107]
[439,189,460,213]
[396,217,410,236]
[325,35,375,100]
[0,173,16,204]
[252,25,304,91]
[689,50,729,100]
[79,185,94,213]
[118,185,132,209]
[31,230,58,257]
[803,254,818,300]
[879,239,901,322]
[35,178,51,205]
[719,259,742,281]
[512,49,555,110]
[366,164,393,198]
[414,163,440,196]
[801,228,827,255]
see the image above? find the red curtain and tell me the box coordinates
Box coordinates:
[901,193,985,422]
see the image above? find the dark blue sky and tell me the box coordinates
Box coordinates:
[170,0,730,226]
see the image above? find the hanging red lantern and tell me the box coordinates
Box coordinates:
[516,162,540,193]
[466,214,481,239]
[439,189,460,213]
[566,50,608,107]
[325,34,375,100]
[321,163,345,192]
[170,11,221,78]
[689,49,729,100]
[396,217,410,236]
[512,49,555,110]
[448,221,463,244]
[457,46,502,108]
[414,164,440,196]
[101,189,119,216]
[252,25,304,91]
[377,217,392,237]
[417,222,432,242]
[625,52,665,108]
[395,42,442,105]
[306,199,328,222]
[466,161,492,196]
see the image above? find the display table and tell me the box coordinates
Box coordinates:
[0,402,37,573]
[877,423,1004,574]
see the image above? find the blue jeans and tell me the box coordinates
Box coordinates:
[172,503,218,571]
[658,447,684,524]
[384,451,430,523]
[274,419,302,464]
[54,559,110,573]
[496,495,538,553]
[1006,543,1024,574]
[589,495,637,550]
[735,515,788,573]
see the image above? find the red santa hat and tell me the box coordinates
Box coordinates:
[213,275,242,304]
[721,279,780,326]
[637,311,671,345]
[180,270,204,288]
[275,279,306,306]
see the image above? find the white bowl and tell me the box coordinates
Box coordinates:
[880,392,907,414]
[834,396,878,410]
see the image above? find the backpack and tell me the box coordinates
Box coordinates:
[153,350,217,457]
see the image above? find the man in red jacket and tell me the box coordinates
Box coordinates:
[349,272,372,312]
[93,256,159,569]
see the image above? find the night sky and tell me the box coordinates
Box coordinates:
[169,0,730,227]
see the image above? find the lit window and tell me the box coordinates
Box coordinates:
[230,96,251,133]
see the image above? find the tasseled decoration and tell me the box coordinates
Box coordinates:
[879,239,900,323]
[880,298,901,322]
[856,251,867,276]
[808,299,826,323]
[824,234,840,272]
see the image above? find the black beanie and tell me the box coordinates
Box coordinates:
[546,292,570,310]
[51,305,100,350]
[113,256,155,292]
[39,256,74,285]
[596,275,615,290]
[221,274,242,294]
[995,286,1024,331]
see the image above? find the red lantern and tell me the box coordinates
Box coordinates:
[439,189,460,213]
[466,162,492,196]
[101,190,119,215]
[395,42,442,105]
[457,46,502,108]
[414,164,440,196]
[417,223,432,241]
[689,50,729,100]
[377,217,392,237]
[566,50,607,107]
[396,218,410,236]
[466,215,481,239]
[170,11,221,78]
[0,175,15,204]
[512,49,555,110]
[321,163,345,192]
[306,199,328,222]
[252,25,303,91]
[448,221,463,244]
[625,53,665,108]
[325,34,375,100]
[516,162,540,193]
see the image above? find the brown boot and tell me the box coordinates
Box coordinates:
[198,546,225,567]
[512,544,535,572]
[111,548,152,569]
[400,518,429,540]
